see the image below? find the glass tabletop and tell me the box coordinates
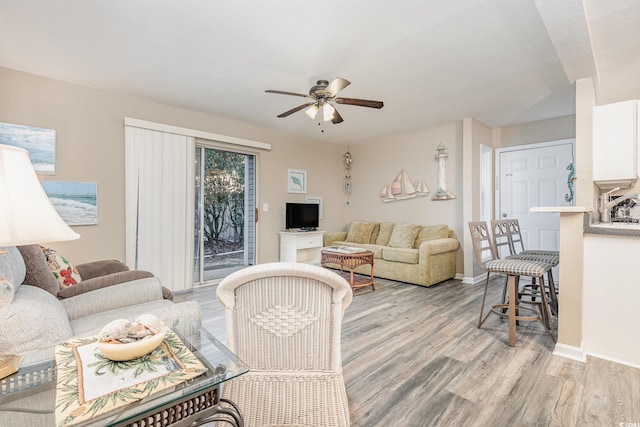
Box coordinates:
[0,317,248,426]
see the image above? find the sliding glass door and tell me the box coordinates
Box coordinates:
[194,146,256,285]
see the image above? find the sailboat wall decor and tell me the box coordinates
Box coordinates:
[380,169,429,202]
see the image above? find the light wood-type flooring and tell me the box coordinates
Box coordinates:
[175,274,640,427]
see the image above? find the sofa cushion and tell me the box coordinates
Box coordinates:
[369,222,381,244]
[345,221,376,244]
[0,246,25,309]
[413,225,450,248]
[387,223,420,248]
[17,244,60,296]
[42,246,82,289]
[68,299,201,338]
[375,222,395,246]
[0,285,73,354]
[382,247,419,264]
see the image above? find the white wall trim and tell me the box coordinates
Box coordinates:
[553,343,587,363]
[124,117,272,151]
[584,351,640,370]
[461,273,485,284]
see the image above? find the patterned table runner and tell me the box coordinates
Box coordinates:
[54,329,207,427]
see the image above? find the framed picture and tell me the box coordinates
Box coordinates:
[287,169,307,194]
[0,122,56,174]
[41,181,98,226]
[305,195,323,219]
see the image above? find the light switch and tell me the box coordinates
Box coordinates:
[263,203,269,212]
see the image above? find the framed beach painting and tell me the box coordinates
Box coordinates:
[41,181,98,226]
[287,169,307,194]
[0,122,56,174]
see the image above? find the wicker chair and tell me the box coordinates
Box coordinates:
[216,262,353,427]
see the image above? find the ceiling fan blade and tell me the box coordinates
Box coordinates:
[324,77,351,98]
[335,97,384,109]
[277,102,316,118]
[331,107,344,124]
[265,90,310,98]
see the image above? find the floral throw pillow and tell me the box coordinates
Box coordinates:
[41,246,82,289]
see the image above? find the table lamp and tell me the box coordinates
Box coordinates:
[0,143,80,306]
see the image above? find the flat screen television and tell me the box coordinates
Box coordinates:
[285,202,319,231]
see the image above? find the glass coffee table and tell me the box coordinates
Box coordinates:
[0,317,248,427]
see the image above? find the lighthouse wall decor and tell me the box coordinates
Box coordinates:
[432,143,456,200]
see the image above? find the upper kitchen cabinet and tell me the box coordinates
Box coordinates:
[593,100,639,189]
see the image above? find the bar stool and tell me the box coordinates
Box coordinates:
[468,221,556,346]
[504,219,559,315]
[491,219,558,322]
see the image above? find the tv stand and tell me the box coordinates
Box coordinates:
[279,231,325,265]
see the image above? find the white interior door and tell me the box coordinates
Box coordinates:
[497,140,575,262]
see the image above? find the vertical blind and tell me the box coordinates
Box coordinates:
[124,126,195,292]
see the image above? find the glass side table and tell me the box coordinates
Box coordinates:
[0,317,248,427]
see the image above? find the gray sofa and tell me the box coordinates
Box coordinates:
[324,221,459,287]
[0,246,201,355]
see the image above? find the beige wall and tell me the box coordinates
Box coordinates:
[1,64,581,287]
[344,123,464,271]
[462,118,493,279]
[492,114,576,148]
[0,66,349,265]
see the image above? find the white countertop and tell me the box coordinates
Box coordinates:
[530,206,591,213]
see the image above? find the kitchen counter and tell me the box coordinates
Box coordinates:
[583,213,640,237]
[530,206,640,237]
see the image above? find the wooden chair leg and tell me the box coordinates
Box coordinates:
[478,272,492,328]
[547,270,558,315]
[508,274,517,347]
[537,275,557,342]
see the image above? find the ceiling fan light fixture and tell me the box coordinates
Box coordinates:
[304,104,319,120]
[322,102,335,121]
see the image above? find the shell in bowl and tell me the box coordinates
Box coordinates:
[97,326,168,361]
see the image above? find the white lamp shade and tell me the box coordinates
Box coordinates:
[322,103,335,121]
[0,144,80,246]
[305,104,318,120]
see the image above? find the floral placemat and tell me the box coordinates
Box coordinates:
[54,329,207,427]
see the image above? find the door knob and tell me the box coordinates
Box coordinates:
[502,213,507,218]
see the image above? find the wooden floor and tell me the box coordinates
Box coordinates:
[175,275,640,427]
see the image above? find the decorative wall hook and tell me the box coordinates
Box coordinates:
[344,149,352,193]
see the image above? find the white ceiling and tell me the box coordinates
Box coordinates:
[0,0,638,144]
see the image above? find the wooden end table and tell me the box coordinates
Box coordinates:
[321,248,375,293]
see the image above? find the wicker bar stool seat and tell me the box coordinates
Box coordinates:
[469,221,556,347]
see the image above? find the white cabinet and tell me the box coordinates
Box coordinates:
[593,99,639,189]
[279,231,325,265]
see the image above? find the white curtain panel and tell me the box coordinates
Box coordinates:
[125,126,195,292]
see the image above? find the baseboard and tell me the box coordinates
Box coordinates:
[553,343,587,363]
[583,350,640,370]
[461,273,484,284]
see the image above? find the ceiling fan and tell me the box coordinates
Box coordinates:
[265,77,384,124]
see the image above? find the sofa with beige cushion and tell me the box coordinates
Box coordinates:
[323,221,459,287]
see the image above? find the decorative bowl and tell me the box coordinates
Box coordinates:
[97,327,168,361]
